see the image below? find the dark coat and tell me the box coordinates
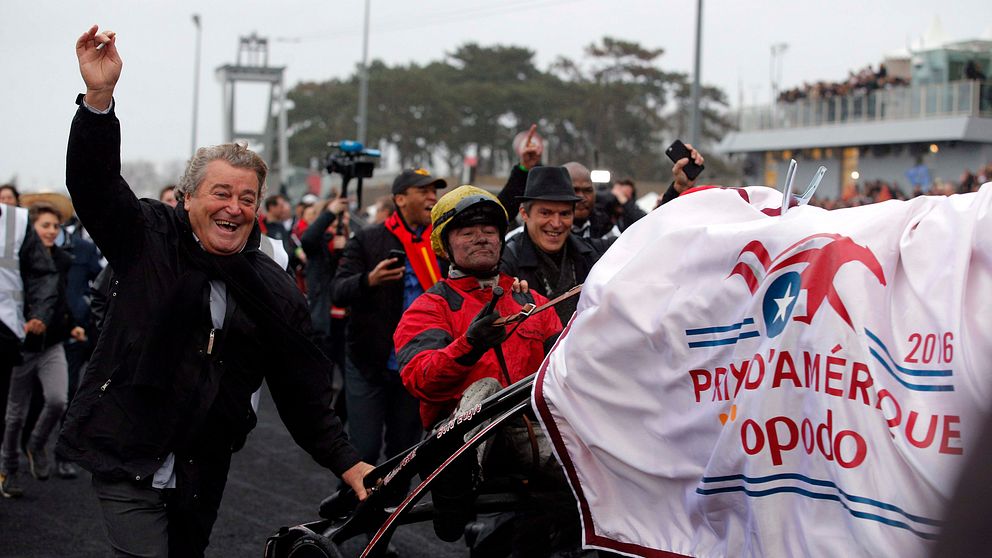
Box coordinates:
[300,209,342,337]
[579,205,616,239]
[62,234,103,331]
[499,229,611,323]
[57,104,358,482]
[22,246,76,352]
[331,218,447,375]
[0,213,57,362]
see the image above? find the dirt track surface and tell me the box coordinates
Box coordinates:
[0,386,465,557]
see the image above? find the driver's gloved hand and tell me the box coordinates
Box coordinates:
[456,305,506,366]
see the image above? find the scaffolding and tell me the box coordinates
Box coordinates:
[215,33,289,188]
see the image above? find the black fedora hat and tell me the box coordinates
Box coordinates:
[517,166,582,202]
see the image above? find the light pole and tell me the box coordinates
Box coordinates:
[191,14,202,158]
[357,0,371,145]
[688,0,703,147]
[770,43,788,107]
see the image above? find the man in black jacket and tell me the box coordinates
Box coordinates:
[56,26,371,558]
[331,168,446,469]
[500,167,612,324]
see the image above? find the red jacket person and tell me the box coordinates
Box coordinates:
[394,186,562,428]
[393,186,568,547]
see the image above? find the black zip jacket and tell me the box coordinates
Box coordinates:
[21,246,76,353]
[330,217,447,375]
[331,222,404,375]
[499,230,611,323]
[57,102,358,482]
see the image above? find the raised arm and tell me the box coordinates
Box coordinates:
[497,124,542,226]
[66,25,145,268]
[76,25,121,111]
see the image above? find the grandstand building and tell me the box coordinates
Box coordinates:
[719,34,992,199]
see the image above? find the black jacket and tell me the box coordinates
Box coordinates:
[63,234,103,332]
[57,103,358,482]
[497,164,529,228]
[22,246,76,353]
[0,212,57,361]
[301,209,343,336]
[576,205,616,240]
[500,230,611,323]
[332,222,403,375]
[331,217,447,375]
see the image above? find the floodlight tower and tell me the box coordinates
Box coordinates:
[216,33,290,186]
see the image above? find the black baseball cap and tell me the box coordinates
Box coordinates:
[391,168,447,195]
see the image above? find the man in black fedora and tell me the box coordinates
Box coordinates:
[499,166,612,323]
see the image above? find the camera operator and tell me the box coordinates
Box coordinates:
[331,169,447,469]
[301,194,350,394]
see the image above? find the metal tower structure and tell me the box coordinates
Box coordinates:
[215,33,290,187]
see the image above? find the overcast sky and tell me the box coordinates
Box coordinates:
[2,0,989,191]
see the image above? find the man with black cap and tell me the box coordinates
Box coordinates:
[500,166,612,324]
[331,168,447,469]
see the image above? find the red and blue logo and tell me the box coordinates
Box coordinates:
[686,234,886,346]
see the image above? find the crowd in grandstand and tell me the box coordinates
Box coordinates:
[777,64,909,104]
[809,161,991,209]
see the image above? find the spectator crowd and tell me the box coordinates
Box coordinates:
[809,161,991,209]
[777,64,908,104]
[0,24,989,558]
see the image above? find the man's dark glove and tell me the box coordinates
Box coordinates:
[457,301,506,366]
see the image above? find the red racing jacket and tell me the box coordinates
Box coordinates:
[394,273,563,428]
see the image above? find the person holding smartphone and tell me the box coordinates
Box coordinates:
[656,140,706,208]
[331,169,448,472]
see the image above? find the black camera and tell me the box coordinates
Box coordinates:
[325,140,380,179]
[324,140,381,207]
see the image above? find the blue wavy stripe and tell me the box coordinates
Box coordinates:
[869,349,954,392]
[864,328,952,377]
[686,317,755,336]
[695,485,939,540]
[688,330,761,348]
[701,473,940,526]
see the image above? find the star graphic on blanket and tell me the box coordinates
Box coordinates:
[773,284,795,322]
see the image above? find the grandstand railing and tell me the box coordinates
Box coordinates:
[735,80,992,131]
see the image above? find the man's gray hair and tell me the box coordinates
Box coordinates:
[176,143,267,207]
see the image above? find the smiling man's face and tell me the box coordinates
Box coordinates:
[394,184,438,228]
[522,200,574,254]
[184,160,260,255]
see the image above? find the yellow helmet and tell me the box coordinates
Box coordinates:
[430,185,508,260]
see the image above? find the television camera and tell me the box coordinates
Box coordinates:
[325,140,381,208]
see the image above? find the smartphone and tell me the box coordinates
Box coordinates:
[387,249,407,269]
[666,139,704,181]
